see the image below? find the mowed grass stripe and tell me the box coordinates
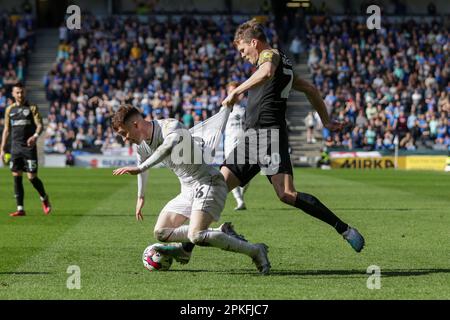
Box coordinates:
[0,169,132,270]
[1,168,449,299]
[0,169,140,299]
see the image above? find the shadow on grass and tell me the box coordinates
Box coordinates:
[272,207,416,211]
[0,272,53,275]
[168,268,450,278]
[266,268,450,277]
[54,214,159,217]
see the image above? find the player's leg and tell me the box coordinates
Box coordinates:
[10,163,26,216]
[155,175,270,273]
[231,187,246,210]
[270,173,365,252]
[154,210,246,243]
[151,188,248,262]
[188,175,269,273]
[220,166,241,191]
[151,192,196,262]
[225,137,247,210]
[186,210,270,274]
[233,182,250,210]
[25,151,51,214]
[153,210,189,242]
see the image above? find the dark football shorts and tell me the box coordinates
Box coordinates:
[221,128,293,187]
[10,147,38,173]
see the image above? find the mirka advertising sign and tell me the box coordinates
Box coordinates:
[331,157,396,169]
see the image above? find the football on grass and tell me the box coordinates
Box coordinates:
[142,244,173,271]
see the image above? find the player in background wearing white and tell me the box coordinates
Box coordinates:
[224,82,249,210]
[111,105,271,274]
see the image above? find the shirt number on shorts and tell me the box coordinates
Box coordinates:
[195,186,205,199]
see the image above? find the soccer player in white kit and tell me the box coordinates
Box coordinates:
[111,105,270,274]
[224,82,249,210]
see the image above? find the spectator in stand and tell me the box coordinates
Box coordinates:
[42,15,279,154]
[304,17,449,151]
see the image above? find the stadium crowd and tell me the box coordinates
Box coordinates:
[0,11,35,119]
[43,15,279,154]
[305,17,449,151]
[1,11,448,155]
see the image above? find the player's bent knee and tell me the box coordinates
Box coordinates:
[188,230,207,246]
[153,227,174,242]
[278,191,296,205]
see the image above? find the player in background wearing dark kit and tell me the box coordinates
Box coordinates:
[0,83,51,217]
[221,20,365,252]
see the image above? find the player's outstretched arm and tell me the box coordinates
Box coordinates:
[113,131,181,177]
[137,132,180,172]
[222,61,276,108]
[292,74,344,131]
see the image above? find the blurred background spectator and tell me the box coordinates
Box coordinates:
[43,15,279,154]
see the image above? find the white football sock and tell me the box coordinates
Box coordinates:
[232,187,244,206]
[157,225,223,243]
[191,230,257,257]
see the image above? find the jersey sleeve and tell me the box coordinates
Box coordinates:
[3,105,12,132]
[30,105,43,134]
[257,49,280,68]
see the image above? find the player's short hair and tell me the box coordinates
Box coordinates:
[111,104,143,132]
[234,19,267,46]
[12,82,24,89]
[227,81,240,89]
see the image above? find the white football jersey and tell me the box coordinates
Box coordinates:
[136,119,221,186]
[224,103,245,156]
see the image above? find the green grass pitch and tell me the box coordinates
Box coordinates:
[0,167,449,299]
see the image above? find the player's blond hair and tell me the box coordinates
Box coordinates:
[227,81,240,89]
[233,19,267,47]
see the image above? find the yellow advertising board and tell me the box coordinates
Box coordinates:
[331,157,397,169]
[331,156,446,171]
[403,156,447,171]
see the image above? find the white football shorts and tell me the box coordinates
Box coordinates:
[160,174,227,221]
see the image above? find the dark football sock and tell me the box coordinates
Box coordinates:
[182,242,195,252]
[29,177,47,199]
[14,175,24,208]
[295,192,348,234]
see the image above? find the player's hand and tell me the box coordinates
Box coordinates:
[135,197,145,221]
[27,136,37,147]
[221,90,238,108]
[113,166,142,176]
[324,121,346,132]
[0,150,5,164]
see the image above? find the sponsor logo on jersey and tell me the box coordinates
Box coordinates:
[11,119,32,126]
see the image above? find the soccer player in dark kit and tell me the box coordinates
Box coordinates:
[221,19,365,253]
[1,82,51,216]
